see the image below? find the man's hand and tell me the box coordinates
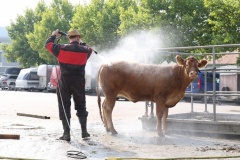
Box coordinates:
[52,29,61,37]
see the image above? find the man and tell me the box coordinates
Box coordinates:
[45,29,92,141]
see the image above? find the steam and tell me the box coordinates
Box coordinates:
[86,30,166,88]
[89,30,164,64]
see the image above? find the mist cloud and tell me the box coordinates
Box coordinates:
[89,30,164,64]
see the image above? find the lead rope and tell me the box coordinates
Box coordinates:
[55,35,87,159]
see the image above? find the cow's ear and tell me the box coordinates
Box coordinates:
[198,59,208,68]
[176,55,184,66]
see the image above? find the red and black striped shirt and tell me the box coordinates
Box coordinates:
[45,35,92,78]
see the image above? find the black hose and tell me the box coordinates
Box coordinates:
[59,31,67,37]
[67,150,87,159]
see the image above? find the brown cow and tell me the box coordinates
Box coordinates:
[96,55,208,136]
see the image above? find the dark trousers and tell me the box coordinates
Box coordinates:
[57,76,88,120]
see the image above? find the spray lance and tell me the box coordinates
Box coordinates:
[58,30,98,54]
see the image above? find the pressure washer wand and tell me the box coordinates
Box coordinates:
[93,50,98,54]
[58,31,67,37]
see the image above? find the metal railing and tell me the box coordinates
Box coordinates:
[145,43,240,121]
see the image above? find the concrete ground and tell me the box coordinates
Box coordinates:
[1,90,240,160]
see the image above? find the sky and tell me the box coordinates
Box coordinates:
[0,0,85,27]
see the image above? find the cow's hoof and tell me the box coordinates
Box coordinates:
[163,130,168,135]
[111,129,118,135]
[157,131,165,137]
[106,128,111,132]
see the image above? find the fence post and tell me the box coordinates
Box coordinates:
[212,46,216,121]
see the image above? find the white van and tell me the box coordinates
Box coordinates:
[15,68,41,91]
[37,64,56,90]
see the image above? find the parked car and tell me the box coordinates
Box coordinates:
[50,66,60,86]
[0,66,8,76]
[0,67,22,90]
[0,74,18,90]
[15,68,41,91]
[184,71,220,102]
[218,65,240,104]
[37,64,56,91]
[47,82,57,93]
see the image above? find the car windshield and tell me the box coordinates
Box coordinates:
[5,68,21,75]
[9,76,18,79]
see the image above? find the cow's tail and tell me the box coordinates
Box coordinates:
[96,66,104,123]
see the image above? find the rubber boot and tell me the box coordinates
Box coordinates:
[78,116,90,138]
[59,118,70,142]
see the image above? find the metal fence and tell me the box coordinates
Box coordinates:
[145,43,240,121]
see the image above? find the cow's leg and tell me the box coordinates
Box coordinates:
[162,108,169,135]
[102,99,110,132]
[155,101,166,137]
[104,96,118,134]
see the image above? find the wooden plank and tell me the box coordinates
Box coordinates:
[0,134,20,139]
[17,113,50,119]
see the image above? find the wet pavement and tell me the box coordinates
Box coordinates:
[1,90,240,160]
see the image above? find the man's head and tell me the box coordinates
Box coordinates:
[67,29,81,43]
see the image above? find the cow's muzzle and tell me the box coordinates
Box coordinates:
[189,71,198,79]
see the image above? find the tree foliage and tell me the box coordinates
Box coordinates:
[27,0,74,64]
[2,0,240,66]
[204,0,240,63]
[205,0,240,45]
[4,1,47,67]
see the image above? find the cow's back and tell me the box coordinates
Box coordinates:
[98,61,187,103]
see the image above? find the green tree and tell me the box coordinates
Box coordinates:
[157,0,210,47]
[94,0,131,49]
[4,0,240,66]
[205,0,240,45]
[118,0,211,62]
[27,0,74,64]
[71,0,137,50]
[71,0,103,48]
[118,0,211,54]
[4,1,47,67]
[159,0,212,62]
[118,3,151,36]
[204,0,240,64]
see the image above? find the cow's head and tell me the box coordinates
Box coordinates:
[176,55,208,79]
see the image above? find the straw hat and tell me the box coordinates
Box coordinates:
[67,29,81,38]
